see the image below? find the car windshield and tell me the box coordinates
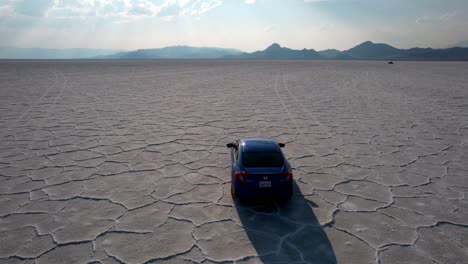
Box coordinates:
[242,152,284,167]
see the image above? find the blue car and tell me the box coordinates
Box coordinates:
[226,138,293,201]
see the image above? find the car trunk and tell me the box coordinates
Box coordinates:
[243,166,288,190]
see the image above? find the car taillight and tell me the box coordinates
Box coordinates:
[281,171,293,181]
[234,171,248,183]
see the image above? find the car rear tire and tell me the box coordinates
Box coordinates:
[231,184,243,203]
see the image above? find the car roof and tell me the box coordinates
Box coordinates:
[240,138,280,153]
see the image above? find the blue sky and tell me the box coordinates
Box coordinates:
[1,0,467,51]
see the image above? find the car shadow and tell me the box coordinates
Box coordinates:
[233,181,337,263]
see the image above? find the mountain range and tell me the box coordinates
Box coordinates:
[334,41,468,61]
[451,40,468,48]
[227,43,323,59]
[229,41,468,61]
[2,41,468,60]
[0,47,125,59]
[97,46,242,59]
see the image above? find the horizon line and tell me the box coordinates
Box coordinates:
[3,40,463,53]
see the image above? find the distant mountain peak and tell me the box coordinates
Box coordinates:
[355,40,397,49]
[452,40,468,48]
[234,43,323,59]
[266,43,282,50]
[344,40,400,59]
[356,41,376,47]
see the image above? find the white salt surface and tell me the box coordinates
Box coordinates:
[0,60,467,263]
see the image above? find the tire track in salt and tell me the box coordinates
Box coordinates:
[271,73,303,140]
[6,68,62,141]
[15,68,59,124]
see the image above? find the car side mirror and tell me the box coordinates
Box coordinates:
[226,143,235,148]
[278,143,285,148]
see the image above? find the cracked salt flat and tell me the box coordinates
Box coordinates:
[0,60,467,264]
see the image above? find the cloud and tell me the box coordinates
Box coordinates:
[126,1,161,17]
[320,23,334,32]
[0,4,14,17]
[157,3,182,18]
[416,11,457,24]
[264,24,276,32]
[244,0,255,4]
[14,0,55,17]
[2,0,222,21]
[186,0,222,15]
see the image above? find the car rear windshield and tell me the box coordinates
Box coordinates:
[242,152,284,167]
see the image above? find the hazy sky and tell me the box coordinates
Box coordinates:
[1,0,467,51]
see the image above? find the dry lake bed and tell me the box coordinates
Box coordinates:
[0,60,467,264]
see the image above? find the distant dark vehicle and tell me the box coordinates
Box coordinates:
[388,61,394,64]
[226,138,293,201]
